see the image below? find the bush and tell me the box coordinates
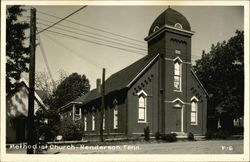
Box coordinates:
[214,129,231,139]
[162,133,177,142]
[155,132,161,141]
[188,132,194,141]
[205,129,231,140]
[144,126,150,141]
[59,119,84,141]
[205,131,214,139]
[232,127,244,135]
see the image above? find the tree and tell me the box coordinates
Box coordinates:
[6,5,29,95]
[51,72,90,110]
[35,71,55,95]
[35,69,69,96]
[35,72,90,141]
[193,30,244,131]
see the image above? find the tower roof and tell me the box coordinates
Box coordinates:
[148,8,191,36]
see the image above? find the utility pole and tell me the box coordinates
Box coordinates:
[27,8,36,154]
[100,68,105,142]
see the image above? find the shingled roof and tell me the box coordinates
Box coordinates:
[73,53,159,104]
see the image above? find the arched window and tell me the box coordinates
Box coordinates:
[191,97,199,125]
[84,116,87,131]
[103,113,105,130]
[92,112,95,131]
[174,58,182,91]
[113,102,118,129]
[153,26,160,32]
[137,90,147,123]
[174,23,183,29]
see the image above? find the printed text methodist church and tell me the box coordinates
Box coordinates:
[59,8,208,137]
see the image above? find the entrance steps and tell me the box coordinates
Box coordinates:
[172,132,188,139]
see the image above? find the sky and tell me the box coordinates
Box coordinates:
[19,5,244,90]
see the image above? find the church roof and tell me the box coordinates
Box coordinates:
[148,8,191,36]
[72,53,159,105]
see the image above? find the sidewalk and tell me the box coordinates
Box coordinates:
[6,139,243,154]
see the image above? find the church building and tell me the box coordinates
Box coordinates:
[59,8,208,137]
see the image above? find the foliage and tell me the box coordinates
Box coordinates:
[58,118,84,141]
[50,72,90,110]
[193,30,244,130]
[161,133,177,142]
[143,126,150,141]
[35,108,61,141]
[35,72,90,141]
[188,132,194,141]
[205,131,214,140]
[205,129,231,140]
[6,5,29,95]
[155,131,161,141]
[232,127,244,135]
[35,71,55,95]
[214,129,231,139]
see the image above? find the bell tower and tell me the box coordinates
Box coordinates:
[145,8,195,134]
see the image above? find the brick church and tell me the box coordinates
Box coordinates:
[59,7,208,137]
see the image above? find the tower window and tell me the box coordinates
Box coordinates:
[174,60,182,91]
[153,26,160,32]
[137,90,147,123]
[175,50,181,54]
[174,23,183,29]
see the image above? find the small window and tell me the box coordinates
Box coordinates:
[153,26,160,32]
[92,114,95,131]
[175,50,181,55]
[174,23,183,29]
[84,116,87,131]
[114,104,118,129]
[137,91,147,123]
[191,99,198,125]
[75,107,80,115]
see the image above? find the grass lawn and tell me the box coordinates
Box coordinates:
[6,139,243,154]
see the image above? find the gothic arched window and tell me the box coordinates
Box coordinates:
[191,96,199,125]
[113,100,118,129]
[137,90,147,123]
[174,58,182,91]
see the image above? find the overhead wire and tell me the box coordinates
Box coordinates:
[37,35,57,88]
[41,33,113,75]
[37,22,147,52]
[37,6,87,35]
[37,9,146,44]
[36,27,147,56]
[37,26,201,62]
[37,17,146,48]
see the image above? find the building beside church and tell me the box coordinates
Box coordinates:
[59,8,208,137]
[6,78,48,143]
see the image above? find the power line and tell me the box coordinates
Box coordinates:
[37,26,201,62]
[37,18,146,48]
[42,33,113,75]
[37,35,57,88]
[37,22,147,52]
[37,9,146,44]
[37,27,147,56]
[37,6,87,34]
